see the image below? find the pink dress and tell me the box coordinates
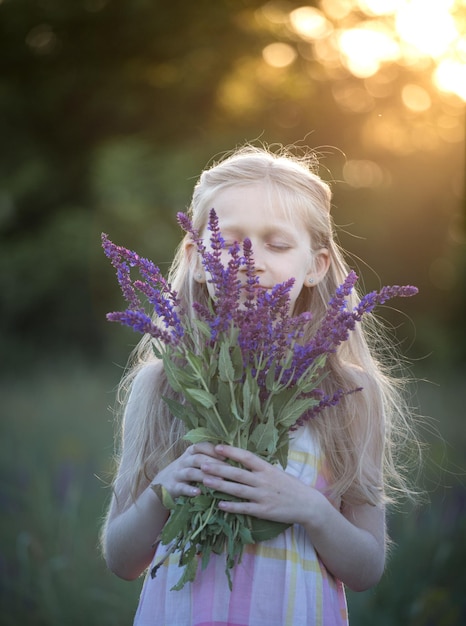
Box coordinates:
[134,427,348,626]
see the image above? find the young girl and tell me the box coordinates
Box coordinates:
[102,146,415,625]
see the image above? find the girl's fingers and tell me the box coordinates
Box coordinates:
[201,461,255,487]
[214,444,265,470]
[202,473,255,500]
[188,443,229,462]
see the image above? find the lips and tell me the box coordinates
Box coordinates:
[241,283,269,290]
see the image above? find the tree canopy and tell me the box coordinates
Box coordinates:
[1,0,464,367]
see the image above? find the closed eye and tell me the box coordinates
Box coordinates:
[266,242,292,251]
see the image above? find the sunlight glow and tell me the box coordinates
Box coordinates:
[356,0,404,16]
[401,84,431,112]
[321,0,353,20]
[434,59,466,101]
[289,7,332,40]
[262,42,297,68]
[338,23,399,77]
[288,0,466,102]
[395,0,458,59]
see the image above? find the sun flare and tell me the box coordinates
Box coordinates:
[288,0,466,101]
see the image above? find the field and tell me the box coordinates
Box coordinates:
[1,358,465,625]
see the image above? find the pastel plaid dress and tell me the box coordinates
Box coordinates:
[134,426,348,626]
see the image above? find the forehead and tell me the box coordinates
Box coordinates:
[207,182,307,230]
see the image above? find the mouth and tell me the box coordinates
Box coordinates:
[240,284,270,293]
[240,282,268,288]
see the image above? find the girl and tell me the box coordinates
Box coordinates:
[102,146,415,625]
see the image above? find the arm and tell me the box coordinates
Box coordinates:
[201,444,385,592]
[102,364,226,580]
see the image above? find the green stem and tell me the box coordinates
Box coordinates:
[190,497,217,542]
[199,374,231,439]
[182,344,231,440]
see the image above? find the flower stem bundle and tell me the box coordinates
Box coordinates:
[102,209,418,590]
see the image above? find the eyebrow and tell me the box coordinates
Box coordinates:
[219,223,300,240]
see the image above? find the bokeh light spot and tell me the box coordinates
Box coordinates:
[434,59,466,101]
[289,7,332,40]
[401,84,431,112]
[262,42,297,68]
[26,24,57,55]
[338,23,400,77]
[343,159,385,188]
[332,82,375,112]
[356,0,405,16]
[321,0,353,21]
[395,0,458,59]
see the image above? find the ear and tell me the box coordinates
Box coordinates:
[304,248,330,288]
[185,239,206,283]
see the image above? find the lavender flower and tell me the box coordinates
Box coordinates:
[102,210,418,590]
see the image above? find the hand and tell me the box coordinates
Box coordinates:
[152,443,228,500]
[201,444,320,526]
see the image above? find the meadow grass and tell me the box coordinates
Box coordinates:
[0,358,464,625]
[0,358,142,625]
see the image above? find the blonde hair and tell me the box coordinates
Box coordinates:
[114,145,418,510]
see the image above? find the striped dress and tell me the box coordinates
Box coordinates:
[134,426,348,626]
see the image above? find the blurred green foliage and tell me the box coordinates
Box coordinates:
[0,361,464,625]
[0,0,465,368]
[0,361,141,625]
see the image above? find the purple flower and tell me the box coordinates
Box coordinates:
[103,213,419,592]
[102,233,185,342]
[107,310,178,347]
[102,234,141,311]
[103,212,418,426]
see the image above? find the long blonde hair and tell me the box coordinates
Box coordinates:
[114,145,418,509]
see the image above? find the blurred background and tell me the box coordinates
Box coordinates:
[1,0,465,624]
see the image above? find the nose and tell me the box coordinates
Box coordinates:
[240,242,265,273]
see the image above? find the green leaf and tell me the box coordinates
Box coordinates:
[249,422,278,455]
[170,553,199,591]
[185,353,206,379]
[230,343,244,378]
[218,342,235,382]
[249,518,290,542]
[160,503,193,544]
[270,387,299,418]
[206,350,220,379]
[275,436,290,469]
[189,494,213,511]
[241,375,251,423]
[179,543,197,568]
[208,380,242,437]
[161,354,193,393]
[265,361,278,392]
[183,427,220,444]
[183,387,217,409]
[162,396,196,427]
[193,318,212,339]
[298,371,328,395]
[216,379,232,418]
[151,483,176,510]
[238,524,255,545]
[275,397,317,429]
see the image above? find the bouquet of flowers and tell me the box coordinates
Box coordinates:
[102,209,418,590]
